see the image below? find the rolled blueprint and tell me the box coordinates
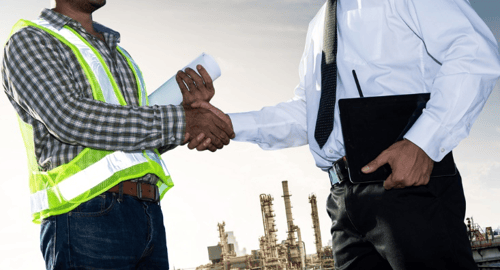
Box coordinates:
[148,53,221,105]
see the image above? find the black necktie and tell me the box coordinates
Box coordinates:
[315,0,338,149]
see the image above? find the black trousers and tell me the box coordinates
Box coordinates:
[326,171,478,270]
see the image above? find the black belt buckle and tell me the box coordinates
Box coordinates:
[333,157,349,183]
[136,182,159,203]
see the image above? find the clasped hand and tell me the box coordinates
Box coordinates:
[361,139,435,190]
[176,65,234,152]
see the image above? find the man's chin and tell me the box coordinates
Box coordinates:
[89,0,106,10]
[90,0,106,5]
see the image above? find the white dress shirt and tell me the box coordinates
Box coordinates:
[228,0,500,172]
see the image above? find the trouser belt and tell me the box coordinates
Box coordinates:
[108,180,160,202]
[328,157,349,186]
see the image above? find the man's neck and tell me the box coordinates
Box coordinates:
[52,5,103,41]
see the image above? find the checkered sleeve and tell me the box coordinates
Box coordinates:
[3,27,185,152]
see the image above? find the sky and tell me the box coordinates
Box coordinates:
[0,0,499,269]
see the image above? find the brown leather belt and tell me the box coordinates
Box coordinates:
[108,180,159,202]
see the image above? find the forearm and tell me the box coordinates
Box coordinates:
[396,0,500,161]
[5,85,185,151]
[404,73,499,161]
[47,98,185,151]
[229,98,308,150]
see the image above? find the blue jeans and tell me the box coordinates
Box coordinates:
[40,192,169,269]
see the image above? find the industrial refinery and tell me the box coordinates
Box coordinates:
[467,217,500,269]
[195,181,334,270]
[193,181,499,270]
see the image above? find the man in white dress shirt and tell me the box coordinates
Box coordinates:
[178,0,500,269]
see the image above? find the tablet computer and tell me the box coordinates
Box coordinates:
[338,93,456,184]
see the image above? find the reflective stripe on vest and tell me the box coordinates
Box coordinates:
[118,47,148,106]
[32,19,124,105]
[10,19,174,223]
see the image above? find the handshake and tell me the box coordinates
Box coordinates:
[176,65,234,152]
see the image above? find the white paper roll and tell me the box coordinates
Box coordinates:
[148,53,221,105]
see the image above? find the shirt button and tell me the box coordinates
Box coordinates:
[329,148,334,154]
[441,148,445,153]
[170,136,176,141]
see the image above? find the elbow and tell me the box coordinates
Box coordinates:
[42,98,85,146]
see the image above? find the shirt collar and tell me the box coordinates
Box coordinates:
[39,8,121,43]
[39,8,72,30]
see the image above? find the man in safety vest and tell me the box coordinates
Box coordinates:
[2,0,233,268]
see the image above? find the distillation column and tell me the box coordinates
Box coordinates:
[282,180,297,245]
[309,194,323,260]
[260,194,279,260]
[218,221,234,270]
[295,226,306,269]
[282,180,305,269]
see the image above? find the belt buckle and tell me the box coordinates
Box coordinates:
[136,182,159,202]
[333,157,349,184]
[328,167,339,186]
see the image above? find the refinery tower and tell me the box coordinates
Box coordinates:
[197,181,334,270]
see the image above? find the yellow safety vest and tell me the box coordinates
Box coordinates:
[9,19,174,224]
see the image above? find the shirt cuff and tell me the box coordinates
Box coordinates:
[158,105,186,146]
[228,112,259,142]
[403,111,458,162]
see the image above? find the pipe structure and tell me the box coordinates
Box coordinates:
[282,181,297,245]
[218,222,231,270]
[259,236,267,269]
[295,226,305,269]
[309,194,323,260]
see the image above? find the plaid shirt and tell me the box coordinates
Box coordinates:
[2,9,185,183]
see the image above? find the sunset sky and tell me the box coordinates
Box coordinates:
[1,0,499,268]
